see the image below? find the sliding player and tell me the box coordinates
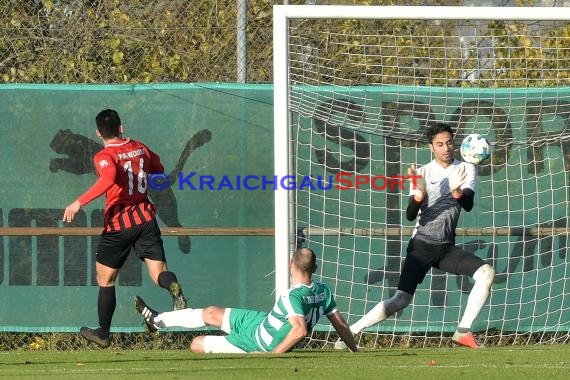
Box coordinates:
[135,247,358,353]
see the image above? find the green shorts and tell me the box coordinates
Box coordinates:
[224,308,268,353]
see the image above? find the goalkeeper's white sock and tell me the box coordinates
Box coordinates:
[349,290,413,335]
[458,264,495,330]
[155,308,205,329]
[349,302,388,335]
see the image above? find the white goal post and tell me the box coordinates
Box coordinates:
[274,5,570,347]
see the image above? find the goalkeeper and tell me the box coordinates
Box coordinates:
[135,247,358,353]
[341,123,495,349]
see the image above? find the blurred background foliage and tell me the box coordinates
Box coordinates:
[0,0,568,85]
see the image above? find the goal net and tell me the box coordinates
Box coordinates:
[274,5,570,348]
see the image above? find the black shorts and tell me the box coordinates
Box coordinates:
[397,237,486,294]
[96,219,166,269]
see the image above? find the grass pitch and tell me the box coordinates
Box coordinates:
[1,345,569,380]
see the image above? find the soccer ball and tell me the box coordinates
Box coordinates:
[460,134,491,165]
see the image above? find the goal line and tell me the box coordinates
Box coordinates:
[1,226,567,237]
[300,227,570,238]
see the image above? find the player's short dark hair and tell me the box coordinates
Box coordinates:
[426,123,454,144]
[293,247,317,274]
[95,109,122,139]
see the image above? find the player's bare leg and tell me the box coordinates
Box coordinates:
[202,306,225,328]
[453,264,495,349]
[191,336,207,353]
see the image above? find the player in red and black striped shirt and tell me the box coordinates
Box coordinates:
[63,109,188,348]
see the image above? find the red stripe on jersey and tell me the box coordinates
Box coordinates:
[137,202,156,223]
[121,206,133,230]
[143,202,156,221]
[104,204,120,232]
[131,204,143,225]
[104,201,156,232]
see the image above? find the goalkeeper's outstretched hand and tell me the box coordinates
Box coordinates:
[449,164,467,192]
[408,165,426,202]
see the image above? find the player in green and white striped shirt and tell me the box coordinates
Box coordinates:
[135,247,358,353]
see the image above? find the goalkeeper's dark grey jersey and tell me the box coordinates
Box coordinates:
[409,159,476,243]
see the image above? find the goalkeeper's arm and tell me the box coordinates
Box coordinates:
[406,195,422,221]
[406,164,425,221]
[454,188,475,212]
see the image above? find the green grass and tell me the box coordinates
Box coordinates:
[1,346,569,380]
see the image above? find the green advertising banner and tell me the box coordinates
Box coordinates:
[0,84,275,332]
[1,84,569,335]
